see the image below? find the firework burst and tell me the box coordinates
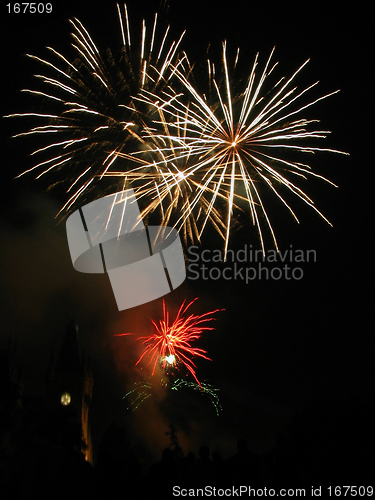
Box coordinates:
[6,5,348,255]
[141,43,349,256]
[115,298,223,386]
[5,3,188,215]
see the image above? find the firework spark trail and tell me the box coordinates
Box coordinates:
[171,379,222,416]
[5,3,189,215]
[140,43,349,257]
[115,298,223,386]
[123,378,222,415]
[124,381,153,411]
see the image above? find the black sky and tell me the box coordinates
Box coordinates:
[0,0,373,465]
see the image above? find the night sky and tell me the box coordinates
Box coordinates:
[0,0,373,473]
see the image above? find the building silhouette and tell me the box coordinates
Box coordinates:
[0,322,93,494]
[46,320,94,462]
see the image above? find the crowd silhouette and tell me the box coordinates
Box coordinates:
[1,346,373,498]
[1,406,374,498]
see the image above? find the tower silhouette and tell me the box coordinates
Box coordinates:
[47,320,93,462]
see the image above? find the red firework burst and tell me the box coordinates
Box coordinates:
[117,298,223,385]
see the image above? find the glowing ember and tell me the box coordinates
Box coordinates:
[164,354,176,365]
